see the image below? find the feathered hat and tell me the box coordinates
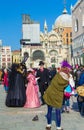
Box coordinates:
[60,60,72,69]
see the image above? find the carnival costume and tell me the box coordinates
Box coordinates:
[36,61,49,105]
[5,55,28,107]
[24,71,41,108]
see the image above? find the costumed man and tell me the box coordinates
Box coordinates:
[36,61,49,105]
[5,53,28,107]
[43,60,72,130]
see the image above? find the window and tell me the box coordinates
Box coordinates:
[70,38,72,43]
[8,63,11,67]
[6,49,10,51]
[75,19,78,32]
[2,63,6,67]
[66,33,68,37]
[7,58,10,61]
[66,38,68,44]
[1,49,5,52]
[70,32,72,37]
[7,55,10,57]
[2,58,6,62]
[82,14,84,27]
[2,55,5,57]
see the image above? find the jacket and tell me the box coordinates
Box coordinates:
[43,72,69,108]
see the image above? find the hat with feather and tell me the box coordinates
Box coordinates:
[60,60,72,69]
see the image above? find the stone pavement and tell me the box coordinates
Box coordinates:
[0,84,84,130]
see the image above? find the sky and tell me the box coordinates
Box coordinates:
[0,0,77,50]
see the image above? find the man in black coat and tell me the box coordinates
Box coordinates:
[36,61,49,105]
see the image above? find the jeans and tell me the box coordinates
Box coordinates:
[63,97,70,107]
[46,105,61,127]
[4,86,9,92]
[77,96,84,116]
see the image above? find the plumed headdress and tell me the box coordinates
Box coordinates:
[21,52,29,64]
[60,60,72,69]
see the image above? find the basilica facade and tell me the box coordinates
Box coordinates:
[20,8,72,68]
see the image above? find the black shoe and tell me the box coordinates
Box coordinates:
[32,115,39,121]
[46,126,51,130]
[66,110,69,113]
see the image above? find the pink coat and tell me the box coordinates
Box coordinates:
[3,72,9,87]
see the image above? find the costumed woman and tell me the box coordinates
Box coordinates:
[43,60,72,130]
[24,68,41,108]
[5,54,28,107]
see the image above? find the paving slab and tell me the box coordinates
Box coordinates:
[0,85,84,130]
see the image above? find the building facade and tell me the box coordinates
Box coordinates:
[72,0,84,66]
[12,50,21,64]
[1,46,12,69]
[0,40,12,69]
[0,40,2,69]
[20,8,72,68]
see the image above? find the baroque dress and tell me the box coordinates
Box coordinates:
[24,73,41,108]
[5,63,26,107]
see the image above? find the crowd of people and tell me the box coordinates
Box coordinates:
[0,60,84,130]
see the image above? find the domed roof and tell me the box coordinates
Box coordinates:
[54,8,72,28]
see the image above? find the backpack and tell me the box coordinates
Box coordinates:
[64,84,72,98]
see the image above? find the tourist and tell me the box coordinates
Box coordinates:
[62,73,75,113]
[2,68,9,92]
[43,60,72,130]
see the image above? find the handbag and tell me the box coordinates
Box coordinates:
[64,84,72,98]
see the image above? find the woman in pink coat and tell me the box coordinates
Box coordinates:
[24,69,41,108]
[3,68,9,92]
